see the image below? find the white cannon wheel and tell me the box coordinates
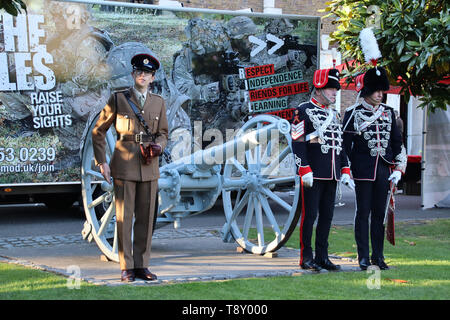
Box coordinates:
[81,114,119,262]
[222,115,300,254]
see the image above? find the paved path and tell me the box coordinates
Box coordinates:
[1,192,449,286]
[0,226,360,286]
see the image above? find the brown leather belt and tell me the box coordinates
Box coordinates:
[119,133,153,143]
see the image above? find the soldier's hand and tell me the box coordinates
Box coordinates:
[301,172,313,188]
[100,163,111,184]
[341,173,355,190]
[388,170,402,185]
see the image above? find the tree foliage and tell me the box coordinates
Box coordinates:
[323,0,449,112]
[0,0,27,16]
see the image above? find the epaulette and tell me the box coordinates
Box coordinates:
[149,92,164,100]
[114,86,130,92]
[113,88,129,94]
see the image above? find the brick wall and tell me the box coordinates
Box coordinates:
[177,0,335,33]
[140,0,337,46]
[177,0,263,11]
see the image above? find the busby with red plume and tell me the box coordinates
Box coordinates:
[313,68,341,90]
[358,28,390,98]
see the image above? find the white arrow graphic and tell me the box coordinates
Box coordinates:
[266,33,284,55]
[249,35,267,57]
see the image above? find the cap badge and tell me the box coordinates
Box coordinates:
[143,58,149,64]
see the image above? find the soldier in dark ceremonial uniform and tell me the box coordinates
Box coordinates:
[343,27,407,271]
[290,68,353,271]
[342,66,406,270]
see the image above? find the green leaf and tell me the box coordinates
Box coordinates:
[419,0,426,9]
[392,16,401,27]
[0,0,26,15]
[2,1,19,16]
[404,14,414,24]
[407,57,417,70]
[396,39,405,56]
[382,29,396,36]
[392,0,402,10]
[399,53,414,62]
[426,18,441,26]
[414,29,423,38]
[417,53,427,73]
[349,19,365,28]
[407,40,421,47]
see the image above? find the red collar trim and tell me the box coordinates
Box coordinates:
[311,98,328,109]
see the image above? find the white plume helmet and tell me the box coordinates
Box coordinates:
[359,27,381,75]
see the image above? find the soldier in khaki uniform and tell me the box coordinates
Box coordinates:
[92,53,168,282]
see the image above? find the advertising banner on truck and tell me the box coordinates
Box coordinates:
[0,0,319,185]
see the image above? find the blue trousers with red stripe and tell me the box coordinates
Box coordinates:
[300,179,337,264]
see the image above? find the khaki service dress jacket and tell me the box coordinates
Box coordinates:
[92,88,169,181]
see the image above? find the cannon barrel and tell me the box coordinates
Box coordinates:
[157,115,290,225]
[160,116,290,173]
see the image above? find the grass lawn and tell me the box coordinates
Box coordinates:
[0,219,449,300]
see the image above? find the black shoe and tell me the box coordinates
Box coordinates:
[316,258,341,271]
[121,269,135,282]
[134,268,158,281]
[371,258,389,270]
[300,260,322,271]
[359,257,371,270]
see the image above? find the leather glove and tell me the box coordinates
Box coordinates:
[301,172,313,188]
[388,170,402,185]
[149,142,162,157]
[340,173,355,190]
[140,143,162,165]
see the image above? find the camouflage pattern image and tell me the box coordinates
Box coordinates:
[0,0,112,183]
[226,16,316,119]
[172,15,318,144]
[172,17,234,145]
[0,0,318,185]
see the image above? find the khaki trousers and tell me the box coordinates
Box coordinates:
[114,178,157,270]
